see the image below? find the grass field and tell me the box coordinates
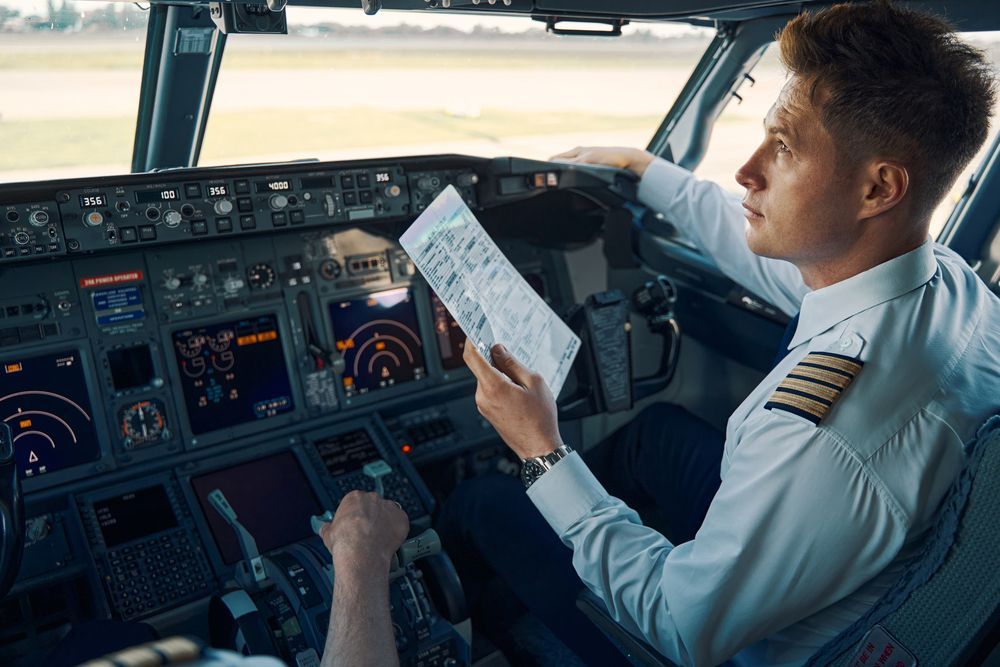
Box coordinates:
[0,107,659,170]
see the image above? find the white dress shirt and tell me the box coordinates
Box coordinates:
[527,158,1000,666]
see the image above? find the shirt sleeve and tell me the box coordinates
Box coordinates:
[527,416,908,666]
[636,157,808,316]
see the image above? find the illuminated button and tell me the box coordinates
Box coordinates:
[163,210,182,228]
[359,190,373,204]
[47,243,59,252]
[340,174,355,188]
[357,173,371,187]
[289,210,305,225]
[271,212,287,227]
[28,210,49,226]
[344,192,357,206]
[3,249,15,258]
[234,180,250,195]
[33,245,44,254]
[83,210,104,227]
[215,217,233,233]
[138,225,157,241]
[237,198,253,213]
[239,215,255,230]
[268,194,288,210]
[119,227,137,243]
[184,183,202,198]
[213,199,233,215]
[190,220,208,236]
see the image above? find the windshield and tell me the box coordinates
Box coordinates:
[0,1,148,184]
[199,8,711,166]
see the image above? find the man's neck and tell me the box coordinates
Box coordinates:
[796,230,928,291]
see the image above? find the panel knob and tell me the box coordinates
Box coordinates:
[214,199,234,215]
[269,194,288,211]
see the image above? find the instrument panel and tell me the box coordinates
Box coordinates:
[0,154,634,665]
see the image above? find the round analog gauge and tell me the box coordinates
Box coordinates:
[207,328,234,353]
[247,263,277,290]
[119,399,168,449]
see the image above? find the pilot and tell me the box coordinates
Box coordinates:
[428,1,1000,666]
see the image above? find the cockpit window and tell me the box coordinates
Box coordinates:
[696,36,1000,239]
[0,1,148,184]
[198,8,712,166]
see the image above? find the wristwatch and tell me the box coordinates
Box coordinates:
[520,445,574,489]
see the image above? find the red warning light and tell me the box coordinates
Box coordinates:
[401,443,413,454]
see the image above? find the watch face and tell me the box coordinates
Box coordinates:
[520,460,544,488]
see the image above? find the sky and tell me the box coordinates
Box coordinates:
[0,0,701,35]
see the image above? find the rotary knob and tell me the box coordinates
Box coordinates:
[214,199,234,215]
[83,211,104,227]
[28,210,50,227]
[12,231,30,245]
[192,272,209,288]
[384,184,402,198]
[269,194,288,211]
[164,276,181,291]
[163,210,182,228]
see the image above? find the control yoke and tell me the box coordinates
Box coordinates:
[0,422,24,600]
[559,276,681,420]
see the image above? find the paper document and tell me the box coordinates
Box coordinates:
[399,185,580,396]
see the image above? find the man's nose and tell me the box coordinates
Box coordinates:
[735,152,764,191]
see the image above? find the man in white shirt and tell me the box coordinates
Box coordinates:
[436,1,1000,665]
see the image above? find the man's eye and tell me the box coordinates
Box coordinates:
[776,140,791,154]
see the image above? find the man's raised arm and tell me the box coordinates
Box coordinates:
[553,147,807,316]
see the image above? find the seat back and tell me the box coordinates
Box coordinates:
[806,414,1000,667]
[577,415,1000,667]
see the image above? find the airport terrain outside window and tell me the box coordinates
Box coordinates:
[197,7,712,167]
[0,1,148,184]
[695,36,1000,240]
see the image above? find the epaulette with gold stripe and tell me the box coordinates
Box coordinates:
[765,351,863,425]
[79,636,203,667]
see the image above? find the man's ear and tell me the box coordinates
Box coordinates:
[859,161,909,220]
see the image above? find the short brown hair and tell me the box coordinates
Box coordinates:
[778,0,996,219]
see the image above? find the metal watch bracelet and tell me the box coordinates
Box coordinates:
[520,445,574,489]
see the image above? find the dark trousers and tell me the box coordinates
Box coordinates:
[436,403,725,666]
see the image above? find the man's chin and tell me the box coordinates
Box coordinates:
[745,227,772,257]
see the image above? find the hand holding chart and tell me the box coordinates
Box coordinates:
[399,186,580,397]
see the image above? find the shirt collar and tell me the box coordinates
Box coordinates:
[787,239,937,350]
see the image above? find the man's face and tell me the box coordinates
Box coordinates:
[735,76,864,265]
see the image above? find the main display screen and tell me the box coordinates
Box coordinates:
[0,350,101,479]
[191,451,323,565]
[329,288,425,397]
[172,314,294,435]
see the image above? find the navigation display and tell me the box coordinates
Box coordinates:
[191,451,322,565]
[95,485,178,548]
[329,288,425,397]
[0,350,101,479]
[172,314,294,435]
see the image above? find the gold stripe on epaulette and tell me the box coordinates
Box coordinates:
[787,365,853,388]
[778,377,840,402]
[766,352,864,425]
[803,352,863,375]
[767,390,829,419]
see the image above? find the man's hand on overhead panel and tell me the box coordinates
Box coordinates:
[463,343,563,461]
[550,146,656,178]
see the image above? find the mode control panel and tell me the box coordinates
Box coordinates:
[55,165,428,254]
[0,201,65,261]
